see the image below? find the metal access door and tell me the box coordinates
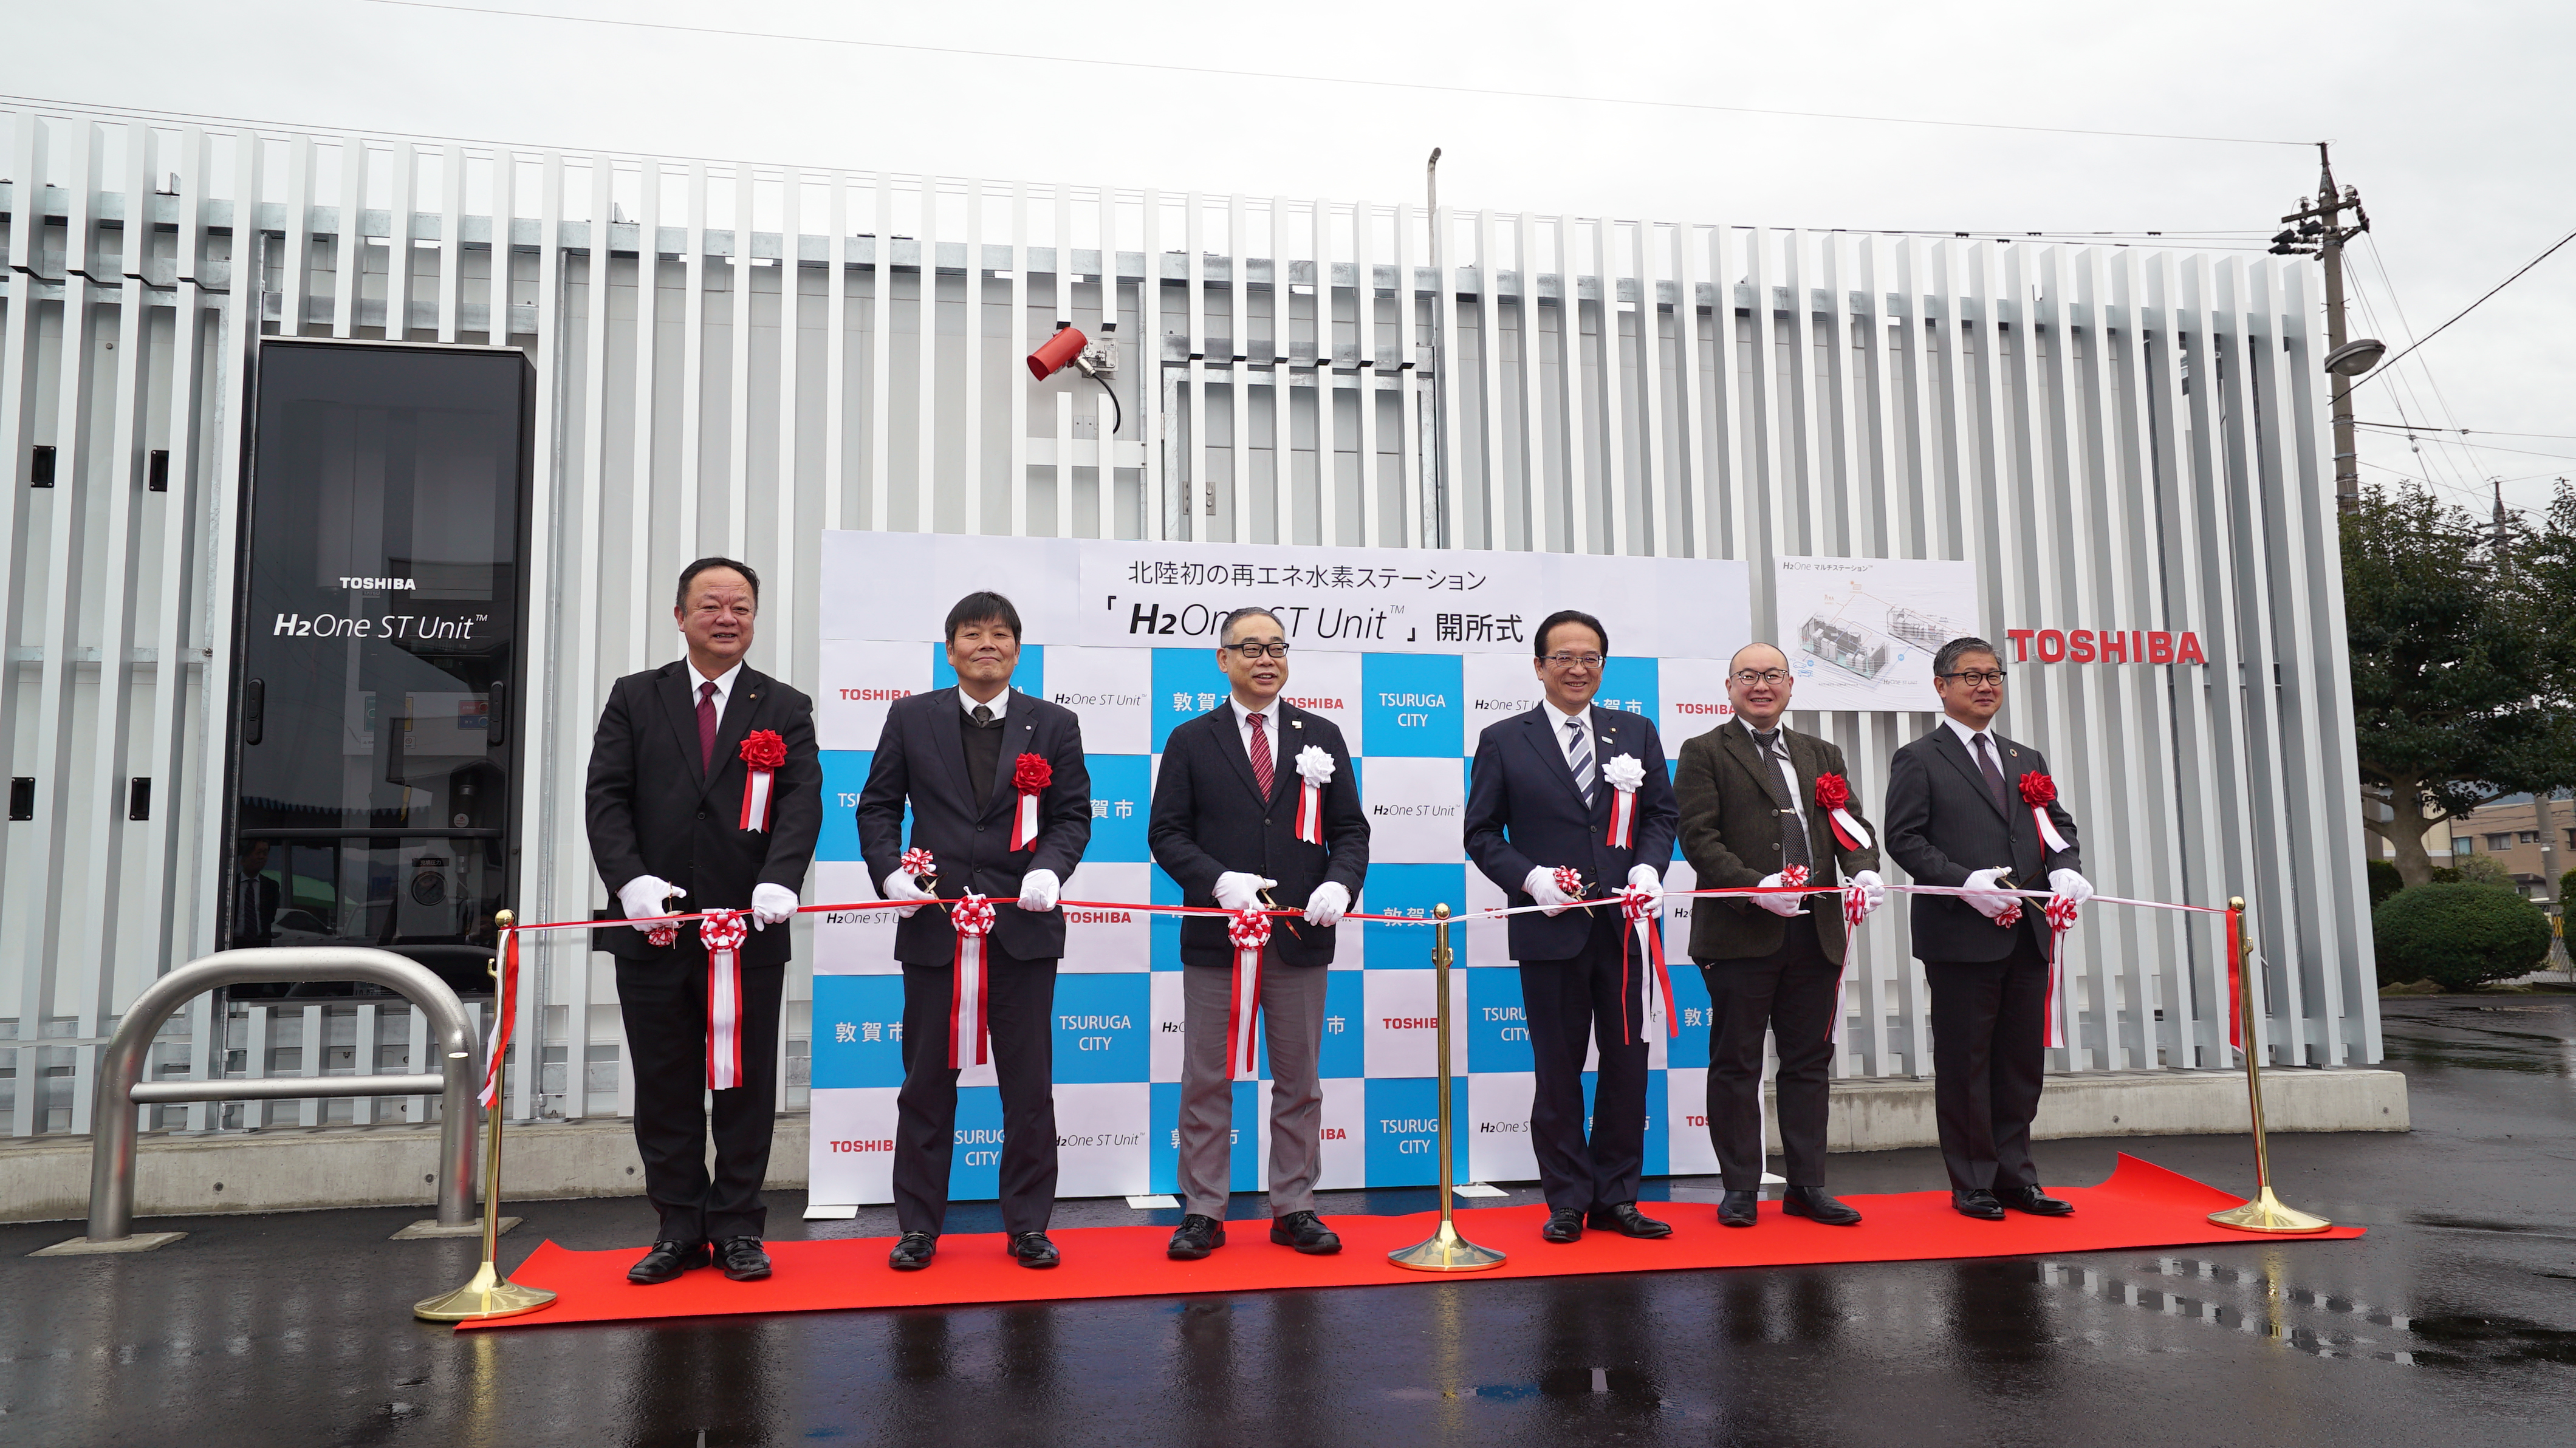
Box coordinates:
[222,340,535,999]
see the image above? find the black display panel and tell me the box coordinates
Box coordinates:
[224,340,533,997]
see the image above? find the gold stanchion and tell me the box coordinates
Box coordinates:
[2208,896,2332,1234]
[1390,904,1507,1272]
[417,913,560,1321]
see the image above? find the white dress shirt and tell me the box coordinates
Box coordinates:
[1231,696,1282,763]
[690,660,744,718]
[1541,698,1595,770]
[1941,715,2004,762]
[957,683,1013,721]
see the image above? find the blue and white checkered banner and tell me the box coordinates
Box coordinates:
[807,533,1751,1207]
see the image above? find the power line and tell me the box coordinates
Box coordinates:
[358,0,2315,149]
[2355,222,2576,384]
[2355,420,2576,442]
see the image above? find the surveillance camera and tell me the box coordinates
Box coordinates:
[1028,325,1089,381]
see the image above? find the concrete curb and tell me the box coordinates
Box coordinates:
[0,1068,2405,1224]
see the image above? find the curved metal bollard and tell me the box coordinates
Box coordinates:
[86,947,481,1242]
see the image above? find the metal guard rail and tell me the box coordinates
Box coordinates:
[86,946,480,1241]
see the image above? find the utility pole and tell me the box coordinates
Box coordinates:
[2270,142,2380,512]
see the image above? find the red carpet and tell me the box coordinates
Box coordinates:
[460,1154,2361,1331]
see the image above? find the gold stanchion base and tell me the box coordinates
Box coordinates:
[2207,1187,2333,1234]
[1388,1222,1508,1272]
[413,1260,559,1322]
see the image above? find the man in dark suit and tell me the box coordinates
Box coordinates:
[1148,606,1368,1261]
[857,591,1092,1272]
[1883,636,2093,1221]
[1673,643,1886,1229]
[586,557,823,1285]
[1464,609,1680,1244]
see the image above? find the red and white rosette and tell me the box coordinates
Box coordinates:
[1615,884,1679,1043]
[1008,753,1051,850]
[946,893,998,1069]
[1600,753,1646,849]
[1550,866,1586,902]
[2041,893,2080,1049]
[479,924,519,1110]
[1292,744,1334,845]
[699,908,751,1090]
[738,729,787,832]
[1225,906,1272,1079]
[898,846,937,883]
[1813,772,1872,850]
[2019,770,2071,853]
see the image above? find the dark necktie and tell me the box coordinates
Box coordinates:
[1248,711,1275,797]
[1754,728,1812,872]
[698,680,719,773]
[971,703,994,728]
[1972,732,2009,816]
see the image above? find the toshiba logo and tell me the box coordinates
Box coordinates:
[1065,909,1134,924]
[1380,1016,1438,1030]
[1283,695,1344,710]
[2006,629,2206,666]
[1674,701,1733,715]
[826,1139,895,1153]
[839,687,913,701]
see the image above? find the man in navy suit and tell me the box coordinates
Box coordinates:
[857,592,1092,1270]
[1148,606,1369,1261]
[587,558,823,1286]
[1883,637,2092,1221]
[1464,609,1680,1244]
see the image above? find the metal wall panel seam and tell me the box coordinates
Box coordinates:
[866,172,891,532]
[331,134,363,337]
[1228,193,1250,544]
[1428,204,1461,551]
[1594,215,1629,556]
[1135,187,1162,542]
[1471,210,1506,551]
[1010,182,1033,539]
[1671,220,1710,562]
[1632,219,1668,560]
[438,145,464,343]
[1096,183,1122,539]
[725,164,755,561]
[22,118,103,1127]
[1513,211,1545,553]
[384,144,416,336]
[1784,229,1826,563]
[1352,199,1382,549]
[962,180,986,535]
[283,135,315,336]
[1309,197,1335,549]
[1745,228,1789,634]
[1710,224,1750,566]
[625,161,662,674]
[0,112,50,1135]
[1182,191,1206,543]
[2,111,36,273]
[822,171,851,534]
[774,166,803,682]
[914,175,938,534]
[1392,199,1423,548]
[677,162,710,555]
[559,153,615,1118]
[512,149,566,1122]
[67,128,162,1134]
[1269,196,1293,548]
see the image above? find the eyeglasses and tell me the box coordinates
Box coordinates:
[1541,652,1606,669]
[1729,668,1790,686]
[1224,641,1291,660]
[1940,669,2008,687]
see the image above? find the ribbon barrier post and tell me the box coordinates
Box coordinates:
[2207,896,2332,1235]
[416,912,562,1322]
[1390,904,1507,1273]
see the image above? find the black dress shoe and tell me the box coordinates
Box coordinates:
[1167,1214,1227,1260]
[1269,1210,1341,1255]
[627,1239,711,1285]
[1008,1231,1061,1268]
[1541,1207,1585,1243]
[2000,1184,2075,1217]
[888,1231,937,1271]
[1781,1186,1863,1226]
[1716,1190,1760,1228]
[1584,1202,1674,1238]
[1952,1189,2006,1221]
[717,1236,772,1282]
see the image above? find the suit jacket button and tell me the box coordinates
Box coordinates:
[976,824,985,832]
[697,808,709,819]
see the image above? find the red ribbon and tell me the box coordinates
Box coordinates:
[1294,777,1323,845]
[479,926,518,1110]
[699,908,750,1090]
[947,893,997,1069]
[1615,884,1678,1044]
[2226,907,2244,1050]
[1009,753,1051,850]
[1225,907,1272,1077]
[1604,785,1637,849]
[2042,894,2080,1050]
[738,730,786,832]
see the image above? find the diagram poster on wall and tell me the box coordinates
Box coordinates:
[1772,556,1980,712]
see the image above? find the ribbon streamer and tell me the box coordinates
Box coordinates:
[738,729,786,833]
[1293,745,1333,845]
[1600,753,1645,849]
[1009,753,1051,851]
[1614,884,1677,1044]
[479,926,518,1110]
[946,893,997,1069]
[700,909,750,1090]
[2042,894,2080,1050]
[1814,772,1873,851]
[1225,907,1272,1077]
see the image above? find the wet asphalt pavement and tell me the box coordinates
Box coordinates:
[4,994,2571,1447]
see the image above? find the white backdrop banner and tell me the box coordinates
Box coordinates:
[1772,556,1980,713]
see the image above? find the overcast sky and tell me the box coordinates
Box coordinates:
[9,0,2571,519]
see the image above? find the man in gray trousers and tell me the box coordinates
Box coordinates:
[1146,606,1369,1260]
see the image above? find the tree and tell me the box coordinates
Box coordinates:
[2345,483,2576,885]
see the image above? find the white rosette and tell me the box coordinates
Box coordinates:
[1600,752,1646,848]
[1293,744,1335,844]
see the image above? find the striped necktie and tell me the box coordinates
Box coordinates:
[1566,715,1595,808]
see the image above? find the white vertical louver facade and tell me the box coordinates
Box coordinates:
[0,101,2375,1138]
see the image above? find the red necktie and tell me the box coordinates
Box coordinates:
[698,680,719,773]
[1248,711,1274,797]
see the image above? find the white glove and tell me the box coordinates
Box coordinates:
[1623,865,1664,921]
[1961,867,2018,920]
[1522,866,1577,917]
[750,883,797,930]
[1017,868,1061,913]
[1753,872,1808,918]
[1212,872,1276,913]
[618,876,686,932]
[1303,881,1351,928]
[883,870,937,920]
[2049,868,2094,908]
[1849,869,1888,920]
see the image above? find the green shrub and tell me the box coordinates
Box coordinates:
[2373,883,2552,989]
[2560,867,2574,906]
[2452,854,2516,888]
[2366,859,2404,907]
[2428,866,2464,884]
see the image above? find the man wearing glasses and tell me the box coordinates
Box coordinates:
[1883,637,2092,1221]
[1464,610,1680,1245]
[1671,643,1886,1229]
[1147,607,1369,1261]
